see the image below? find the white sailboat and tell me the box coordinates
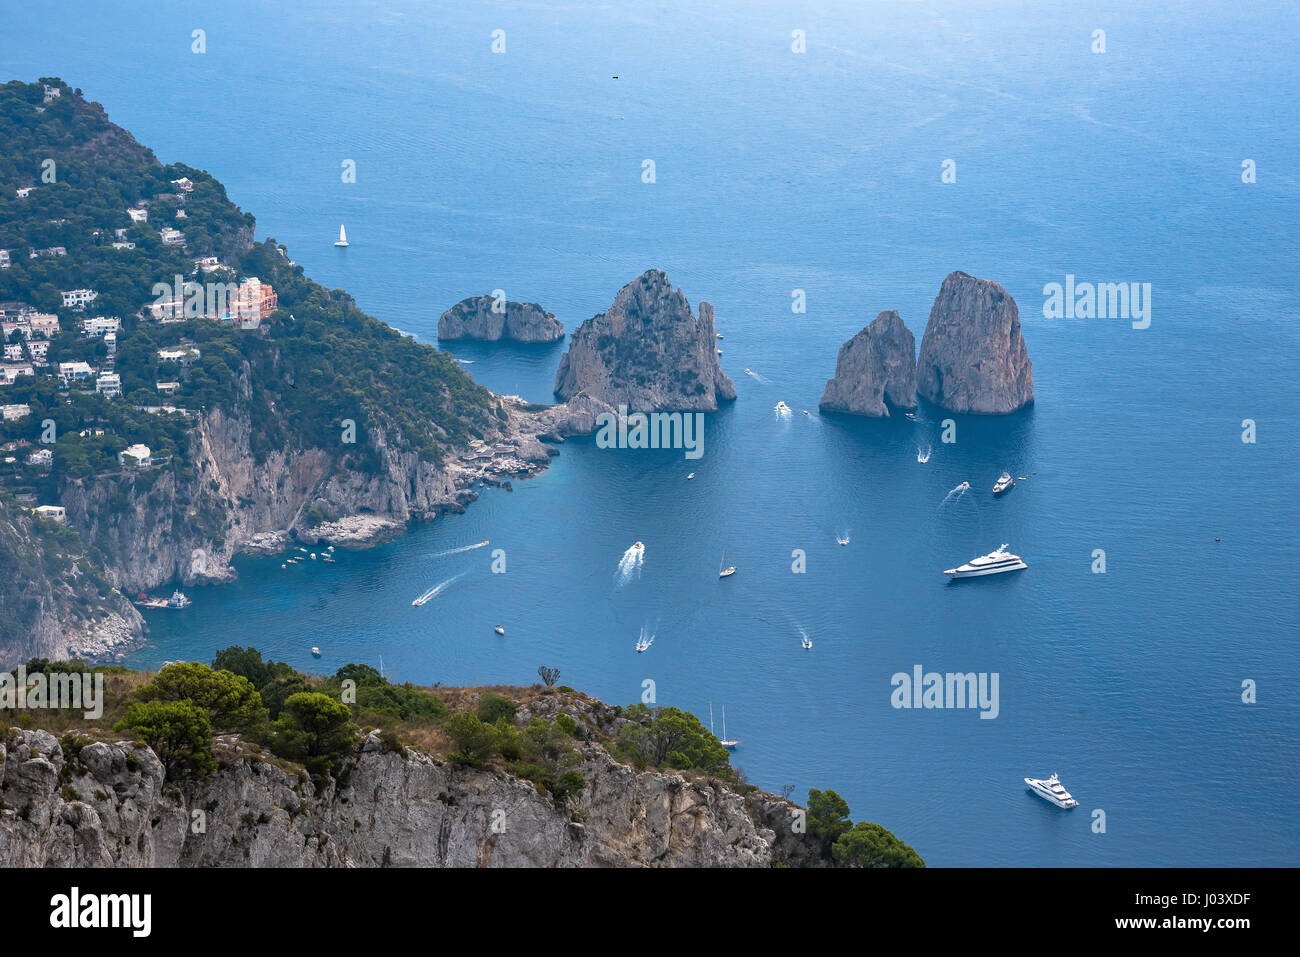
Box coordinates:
[334,224,349,247]
[720,704,739,750]
[718,549,736,578]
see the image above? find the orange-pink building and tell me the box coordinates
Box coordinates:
[231,277,278,323]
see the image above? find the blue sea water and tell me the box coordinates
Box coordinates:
[4,0,1297,866]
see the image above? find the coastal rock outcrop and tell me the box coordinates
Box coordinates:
[818,310,918,417]
[7,394,561,664]
[916,272,1034,413]
[0,499,144,663]
[554,270,736,412]
[0,721,810,868]
[438,295,565,343]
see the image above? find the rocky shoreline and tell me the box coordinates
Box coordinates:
[38,392,596,666]
[59,611,146,663]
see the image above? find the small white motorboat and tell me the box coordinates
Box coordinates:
[494,625,505,636]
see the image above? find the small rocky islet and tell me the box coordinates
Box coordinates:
[436,294,565,343]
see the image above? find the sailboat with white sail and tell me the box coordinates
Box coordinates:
[709,701,740,750]
[718,549,736,578]
[719,704,739,750]
[334,224,349,247]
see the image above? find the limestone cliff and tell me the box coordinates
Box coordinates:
[554,270,736,412]
[438,295,565,343]
[916,272,1034,414]
[819,310,918,417]
[4,394,577,664]
[0,723,812,869]
[0,501,143,664]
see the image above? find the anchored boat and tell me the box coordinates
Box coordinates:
[944,544,1027,579]
[1024,773,1079,808]
[133,589,191,610]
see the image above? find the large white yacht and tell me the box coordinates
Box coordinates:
[944,544,1027,579]
[1024,773,1079,808]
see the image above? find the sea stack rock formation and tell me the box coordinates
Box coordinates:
[818,310,918,417]
[554,270,736,411]
[438,295,565,343]
[916,272,1034,413]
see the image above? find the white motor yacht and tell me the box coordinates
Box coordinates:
[944,544,1027,579]
[1024,773,1079,808]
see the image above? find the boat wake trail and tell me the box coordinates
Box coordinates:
[615,543,645,586]
[938,481,971,508]
[412,569,470,607]
[934,482,983,540]
[635,626,655,652]
[428,540,490,560]
[747,369,770,384]
[917,445,932,464]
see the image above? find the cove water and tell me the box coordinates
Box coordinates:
[5,0,1297,865]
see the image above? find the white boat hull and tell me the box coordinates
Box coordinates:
[1024,777,1079,808]
[945,561,1027,578]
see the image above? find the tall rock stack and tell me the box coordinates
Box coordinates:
[554,269,736,411]
[818,310,918,417]
[916,272,1034,413]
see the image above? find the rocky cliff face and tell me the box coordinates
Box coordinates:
[916,272,1034,414]
[0,501,143,664]
[438,295,565,343]
[0,725,811,868]
[7,384,572,664]
[819,310,918,417]
[56,405,470,596]
[554,270,736,412]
